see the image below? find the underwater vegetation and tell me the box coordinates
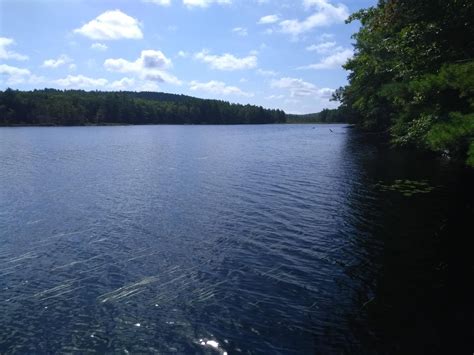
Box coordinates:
[375,180,437,197]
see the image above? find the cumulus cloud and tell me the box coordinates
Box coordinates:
[74,10,143,40]
[256,68,278,76]
[257,14,280,25]
[42,54,73,68]
[143,0,171,5]
[177,50,189,58]
[232,27,248,37]
[150,0,233,8]
[55,74,108,88]
[305,41,337,53]
[279,0,348,37]
[0,64,43,85]
[195,50,257,71]
[91,43,108,51]
[0,64,30,77]
[104,49,181,85]
[316,87,336,99]
[105,50,172,71]
[53,74,160,91]
[265,94,285,100]
[0,37,28,61]
[0,64,30,84]
[299,48,352,69]
[189,80,253,97]
[271,77,334,98]
[183,0,231,8]
[109,77,136,89]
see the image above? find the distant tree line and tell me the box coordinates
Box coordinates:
[0,89,286,126]
[335,0,474,165]
[287,107,354,124]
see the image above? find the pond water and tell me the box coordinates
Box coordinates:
[0,124,472,354]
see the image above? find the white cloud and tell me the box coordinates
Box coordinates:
[177,50,189,58]
[74,10,143,40]
[91,43,108,51]
[271,77,316,97]
[143,0,171,6]
[299,48,352,69]
[316,87,335,99]
[265,94,285,100]
[55,74,108,88]
[0,64,29,84]
[105,50,172,72]
[109,77,136,89]
[183,0,231,8]
[279,0,348,37]
[306,41,336,53]
[195,50,257,71]
[189,80,253,97]
[0,37,28,61]
[257,14,280,25]
[52,74,160,91]
[256,68,278,76]
[104,49,181,85]
[232,27,248,37]
[0,64,43,85]
[303,0,337,10]
[42,54,73,68]
[271,77,334,98]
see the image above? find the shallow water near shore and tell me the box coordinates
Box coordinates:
[0,124,472,354]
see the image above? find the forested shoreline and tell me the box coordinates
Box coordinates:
[2,2,472,166]
[287,106,356,124]
[0,89,286,126]
[336,0,474,166]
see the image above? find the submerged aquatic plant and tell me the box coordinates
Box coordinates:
[375,179,436,197]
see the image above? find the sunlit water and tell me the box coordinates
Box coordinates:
[0,125,472,354]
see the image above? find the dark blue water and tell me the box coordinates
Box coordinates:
[0,125,472,354]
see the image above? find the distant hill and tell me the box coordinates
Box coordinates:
[0,88,286,126]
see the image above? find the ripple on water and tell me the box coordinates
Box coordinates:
[0,124,462,353]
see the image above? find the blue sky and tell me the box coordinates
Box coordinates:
[0,0,375,114]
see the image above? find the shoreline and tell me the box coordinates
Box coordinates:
[0,122,351,128]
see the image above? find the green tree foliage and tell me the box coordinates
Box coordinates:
[0,89,286,126]
[337,0,474,165]
[287,106,354,124]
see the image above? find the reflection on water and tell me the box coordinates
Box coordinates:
[0,124,472,354]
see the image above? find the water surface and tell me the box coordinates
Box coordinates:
[0,125,472,354]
